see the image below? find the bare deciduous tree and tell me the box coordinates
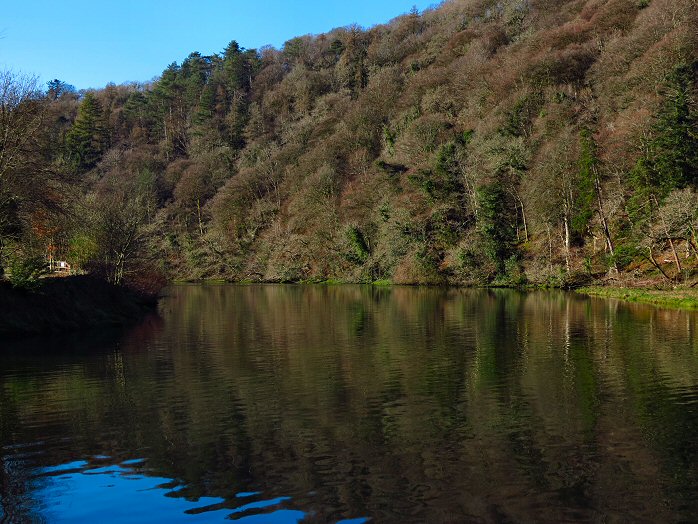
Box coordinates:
[0,70,46,271]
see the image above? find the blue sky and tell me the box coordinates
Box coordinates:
[0,1,437,90]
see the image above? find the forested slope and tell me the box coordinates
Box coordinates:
[2,0,697,286]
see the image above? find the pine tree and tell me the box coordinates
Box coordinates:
[649,62,698,189]
[223,41,245,94]
[572,129,597,235]
[627,62,697,276]
[632,62,698,197]
[65,92,107,172]
[151,63,188,157]
[181,52,211,110]
[221,42,257,149]
[477,181,517,274]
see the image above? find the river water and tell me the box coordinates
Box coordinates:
[1,285,697,523]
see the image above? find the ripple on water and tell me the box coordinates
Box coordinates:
[3,455,372,524]
[28,458,308,523]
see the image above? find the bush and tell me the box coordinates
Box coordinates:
[504,255,528,287]
[610,244,640,270]
[561,270,593,289]
[346,226,370,264]
[7,254,49,291]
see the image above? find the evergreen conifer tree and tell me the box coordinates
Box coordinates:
[477,181,517,274]
[633,62,698,197]
[65,92,107,172]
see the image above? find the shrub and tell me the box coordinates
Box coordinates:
[346,226,370,264]
[610,244,640,269]
[7,254,49,291]
[504,255,528,287]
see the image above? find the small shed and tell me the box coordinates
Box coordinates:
[55,261,71,273]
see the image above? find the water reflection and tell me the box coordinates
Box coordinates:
[34,457,307,523]
[1,285,698,522]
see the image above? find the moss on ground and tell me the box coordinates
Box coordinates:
[576,287,698,310]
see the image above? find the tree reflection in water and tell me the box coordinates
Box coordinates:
[1,285,697,522]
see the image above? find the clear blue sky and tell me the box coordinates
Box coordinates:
[0,0,437,90]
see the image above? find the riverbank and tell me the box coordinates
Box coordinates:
[0,276,158,338]
[172,278,698,312]
[576,286,698,310]
[288,280,698,311]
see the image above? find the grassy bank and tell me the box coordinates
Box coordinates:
[576,287,698,310]
[0,276,158,338]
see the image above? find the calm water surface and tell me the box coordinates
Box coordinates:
[1,285,698,523]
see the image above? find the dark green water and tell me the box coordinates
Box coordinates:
[1,285,698,523]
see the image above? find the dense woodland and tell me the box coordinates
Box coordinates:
[1,0,697,289]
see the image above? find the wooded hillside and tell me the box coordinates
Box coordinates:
[2,0,697,287]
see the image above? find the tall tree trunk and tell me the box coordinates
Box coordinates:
[547,225,553,271]
[517,196,529,242]
[652,195,682,276]
[563,200,571,272]
[593,170,615,266]
[689,230,698,260]
[197,199,204,237]
[647,246,672,282]
[163,115,169,162]
[668,236,682,275]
